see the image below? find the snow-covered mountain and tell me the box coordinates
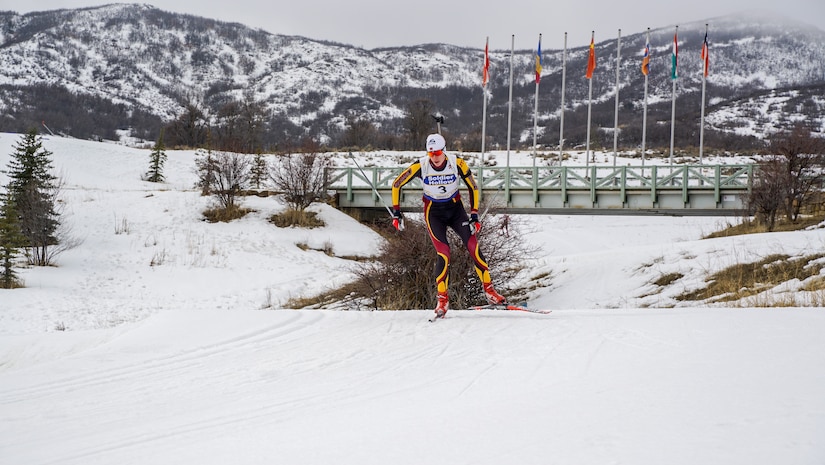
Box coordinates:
[1,4,823,147]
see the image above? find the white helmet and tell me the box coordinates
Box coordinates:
[425,133,446,152]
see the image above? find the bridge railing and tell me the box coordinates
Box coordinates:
[328,164,753,192]
[327,164,755,212]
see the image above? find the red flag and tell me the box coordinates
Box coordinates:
[482,38,490,87]
[586,33,596,79]
[701,31,709,77]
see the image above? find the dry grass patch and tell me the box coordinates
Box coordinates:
[705,214,825,239]
[203,205,254,223]
[283,285,361,309]
[801,275,825,292]
[676,253,825,303]
[509,271,554,300]
[296,240,334,256]
[270,209,325,228]
[653,272,683,287]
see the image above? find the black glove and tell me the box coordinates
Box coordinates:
[468,213,481,234]
[392,209,404,231]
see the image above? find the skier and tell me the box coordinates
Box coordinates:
[391,133,506,319]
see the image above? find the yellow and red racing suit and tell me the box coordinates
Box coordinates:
[391,153,493,295]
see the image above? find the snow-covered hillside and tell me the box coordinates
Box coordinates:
[0,132,823,332]
[1,134,825,464]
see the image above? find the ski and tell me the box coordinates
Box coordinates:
[469,303,552,314]
[428,304,551,321]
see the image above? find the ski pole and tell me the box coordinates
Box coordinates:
[478,184,504,222]
[347,152,404,231]
[463,183,504,230]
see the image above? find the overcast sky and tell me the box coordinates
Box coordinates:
[9,0,825,50]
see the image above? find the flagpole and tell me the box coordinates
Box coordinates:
[612,28,621,167]
[586,77,594,167]
[481,80,487,166]
[585,31,595,168]
[559,32,567,165]
[669,26,679,166]
[641,28,650,170]
[481,36,489,166]
[507,34,514,169]
[533,34,542,168]
[699,24,708,164]
[506,34,514,205]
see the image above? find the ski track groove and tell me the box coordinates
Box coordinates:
[44,378,347,464]
[523,318,579,385]
[0,311,319,404]
[21,311,462,464]
[456,360,499,398]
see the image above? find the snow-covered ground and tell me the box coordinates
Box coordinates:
[1,133,824,464]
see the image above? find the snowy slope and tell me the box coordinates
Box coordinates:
[1,134,824,464]
[2,308,824,465]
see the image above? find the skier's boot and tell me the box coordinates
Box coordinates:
[483,282,506,305]
[434,292,449,319]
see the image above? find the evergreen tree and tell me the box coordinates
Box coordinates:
[0,193,27,288]
[145,129,167,182]
[249,153,268,190]
[2,129,60,266]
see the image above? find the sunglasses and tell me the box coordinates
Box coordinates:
[428,150,444,157]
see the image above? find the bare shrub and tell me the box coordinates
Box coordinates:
[269,150,330,212]
[748,157,788,231]
[749,125,825,230]
[195,150,251,218]
[771,125,825,221]
[342,214,535,310]
[404,99,436,150]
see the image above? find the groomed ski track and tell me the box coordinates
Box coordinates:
[2,308,824,465]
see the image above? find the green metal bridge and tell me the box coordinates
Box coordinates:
[328,164,755,216]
